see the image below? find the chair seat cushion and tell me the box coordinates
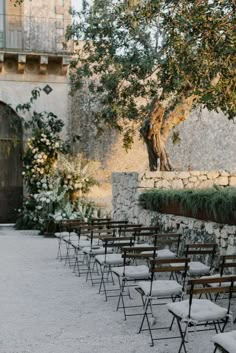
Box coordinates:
[188,261,210,275]
[95,254,124,265]
[167,299,228,322]
[212,330,236,353]
[55,231,69,238]
[171,261,210,275]
[137,280,182,297]
[82,247,113,255]
[112,265,150,279]
[63,233,78,242]
[77,240,92,248]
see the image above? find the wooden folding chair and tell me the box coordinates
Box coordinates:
[112,245,159,320]
[95,235,135,300]
[141,232,182,260]
[184,243,218,277]
[137,257,190,346]
[167,276,236,353]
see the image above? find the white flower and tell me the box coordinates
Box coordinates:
[22,171,25,175]
[46,199,50,204]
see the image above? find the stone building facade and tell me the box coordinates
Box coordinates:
[0,0,72,125]
[0,0,72,222]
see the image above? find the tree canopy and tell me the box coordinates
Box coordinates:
[68,1,235,169]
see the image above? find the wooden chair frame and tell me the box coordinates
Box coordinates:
[168,276,236,353]
[137,257,190,346]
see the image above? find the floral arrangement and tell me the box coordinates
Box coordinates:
[21,111,65,193]
[57,153,98,194]
[15,90,100,232]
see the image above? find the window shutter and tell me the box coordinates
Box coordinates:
[5,0,24,49]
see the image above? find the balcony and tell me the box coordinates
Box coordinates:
[0,14,73,54]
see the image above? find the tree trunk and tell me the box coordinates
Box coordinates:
[140,120,159,171]
[140,121,172,171]
[141,95,197,171]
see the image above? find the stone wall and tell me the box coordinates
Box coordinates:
[112,172,236,256]
[166,109,236,171]
[71,86,236,209]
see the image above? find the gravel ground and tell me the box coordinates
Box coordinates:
[0,226,234,353]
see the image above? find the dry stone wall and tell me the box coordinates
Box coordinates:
[112,171,236,256]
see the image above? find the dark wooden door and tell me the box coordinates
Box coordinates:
[0,103,23,223]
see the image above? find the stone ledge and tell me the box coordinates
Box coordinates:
[0,51,71,77]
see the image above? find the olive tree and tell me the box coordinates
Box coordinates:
[68,0,235,170]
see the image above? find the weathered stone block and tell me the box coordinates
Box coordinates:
[198,175,208,181]
[207,171,220,179]
[229,176,236,186]
[215,177,229,186]
[176,172,190,179]
[171,179,184,189]
[160,171,176,180]
[190,171,201,176]
[221,239,227,248]
[220,170,230,177]
[144,171,161,179]
[138,179,155,188]
[214,229,221,238]
[154,180,170,189]
[189,177,198,183]
[199,180,214,188]
[221,230,229,239]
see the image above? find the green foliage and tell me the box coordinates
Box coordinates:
[15,89,99,231]
[139,186,236,224]
[67,0,236,140]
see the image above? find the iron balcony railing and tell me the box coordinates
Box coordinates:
[0,14,73,54]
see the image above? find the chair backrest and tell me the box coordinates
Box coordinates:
[187,276,236,317]
[150,257,190,291]
[121,245,160,276]
[100,235,135,256]
[219,255,236,275]
[126,230,182,253]
[153,233,182,255]
[185,243,217,269]
[111,224,143,236]
[132,226,161,242]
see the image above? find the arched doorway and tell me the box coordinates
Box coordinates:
[0,102,23,223]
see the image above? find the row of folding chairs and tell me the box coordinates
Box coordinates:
[53,218,236,353]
